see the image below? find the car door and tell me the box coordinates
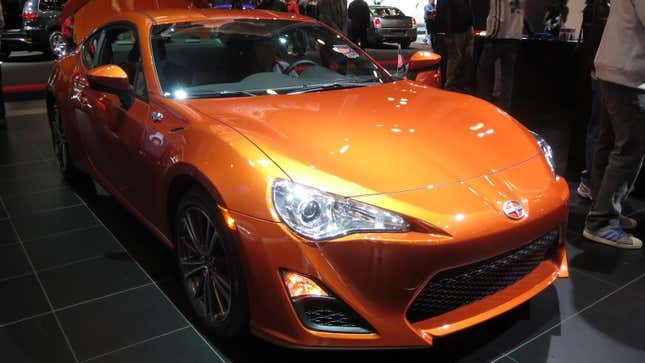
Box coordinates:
[79,24,150,202]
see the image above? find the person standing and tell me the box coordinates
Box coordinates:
[576,0,611,200]
[435,0,475,93]
[299,0,318,18]
[424,0,436,45]
[287,0,300,13]
[257,0,288,11]
[476,0,525,111]
[0,0,5,128]
[348,0,370,48]
[318,0,347,34]
[583,0,645,249]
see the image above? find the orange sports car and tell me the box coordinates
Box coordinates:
[47,8,569,349]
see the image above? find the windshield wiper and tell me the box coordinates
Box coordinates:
[192,90,259,99]
[287,81,380,95]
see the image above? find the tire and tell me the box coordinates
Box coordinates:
[47,31,67,59]
[401,41,412,49]
[174,188,249,337]
[48,100,80,180]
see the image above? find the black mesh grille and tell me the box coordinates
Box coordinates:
[294,297,373,334]
[304,307,362,328]
[406,230,560,323]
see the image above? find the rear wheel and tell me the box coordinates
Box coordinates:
[49,101,79,179]
[174,188,249,337]
[400,41,412,49]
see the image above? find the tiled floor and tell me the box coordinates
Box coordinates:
[1,64,645,362]
[0,104,226,363]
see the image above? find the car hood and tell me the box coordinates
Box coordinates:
[186,81,542,197]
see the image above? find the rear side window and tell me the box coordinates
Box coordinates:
[39,0,67,11]
[370,7,403,17]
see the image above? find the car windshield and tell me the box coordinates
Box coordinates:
[150,20,391,99]
[370,7,403,17]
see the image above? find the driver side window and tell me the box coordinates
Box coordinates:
[95,26,147,100]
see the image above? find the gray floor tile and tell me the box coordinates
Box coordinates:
[0,243,31,280]
[58,285,188,361]
[89,327,223,363]
[0,219,18,245]
[39,253,150,308]
[24,226,123,271]
[510,276,645,363]
[0,314,76,363]
[12,205,98,241]
[0,275,49,325]
[3,188,81,217]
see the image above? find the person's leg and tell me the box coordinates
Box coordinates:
[359,30,368,49]
[584,80,602,180]
[0,60,5,128]
[476,41,497,103]
[578,79,602,198]
[497,40,519,111]
[444,34,460,91]
[589,87,613,201]
[585,81,645,248]
[461,29,475,94]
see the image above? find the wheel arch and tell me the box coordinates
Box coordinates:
[165,163,228,246]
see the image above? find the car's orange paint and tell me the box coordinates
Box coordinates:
[49,9,569,349]
[407,50,441,71]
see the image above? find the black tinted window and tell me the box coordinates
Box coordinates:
[39,0,67,11]
[370,7,403,17]
[82,31,101,68]
[97,27,146,98]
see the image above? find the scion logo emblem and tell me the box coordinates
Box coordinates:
[503,200,526,220]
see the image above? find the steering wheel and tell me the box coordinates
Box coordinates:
[282,59,319,75]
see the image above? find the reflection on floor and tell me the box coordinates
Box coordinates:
[1,68,645,363]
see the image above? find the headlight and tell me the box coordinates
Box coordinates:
[272,179,410,240]
[532,132,556,175]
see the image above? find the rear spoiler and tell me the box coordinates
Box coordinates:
[61,0,211,42]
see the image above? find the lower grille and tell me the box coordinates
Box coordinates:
[294,297,373,334]
[406,230,560,323]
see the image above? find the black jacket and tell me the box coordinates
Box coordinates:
[581,0,610,70]
[258,0,288,11]
[318,0,348,34]
[348,0,370,32]
[435,0,474,34]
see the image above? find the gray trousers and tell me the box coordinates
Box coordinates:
[585,80,645,231]
[476,39,519,111]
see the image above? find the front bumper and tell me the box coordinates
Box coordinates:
[231,161,570,348]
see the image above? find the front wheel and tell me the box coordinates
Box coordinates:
[174,188,249,337]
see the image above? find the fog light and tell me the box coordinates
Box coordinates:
[282,271,329,299]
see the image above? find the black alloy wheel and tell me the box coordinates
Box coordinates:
[48,31,68,59]
[175,188,248,337]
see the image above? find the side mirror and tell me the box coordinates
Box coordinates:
[87,65,135,109]
[407,51,443,88]
[407,51,441,72]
